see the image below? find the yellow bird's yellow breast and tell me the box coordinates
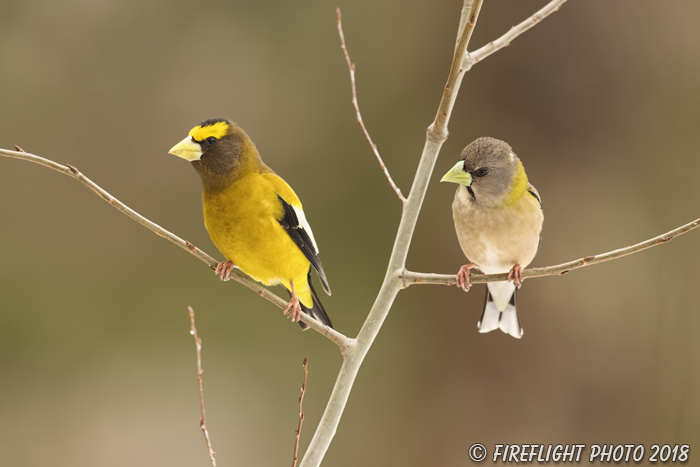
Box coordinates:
[202,173,311,286]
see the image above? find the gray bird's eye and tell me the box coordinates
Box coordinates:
[473,167,489,178]
[206,136,217,147]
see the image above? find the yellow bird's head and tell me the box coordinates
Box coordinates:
[169,118,263,186]
[168,118,233,162]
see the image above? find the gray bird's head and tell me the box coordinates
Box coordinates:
[441,137,525,207]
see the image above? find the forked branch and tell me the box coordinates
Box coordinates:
[297,3,487,467]
[467,0,569,69]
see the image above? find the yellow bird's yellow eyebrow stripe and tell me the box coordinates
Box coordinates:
[189,121,229,141]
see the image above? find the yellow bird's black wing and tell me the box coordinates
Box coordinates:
[277,195,331,295]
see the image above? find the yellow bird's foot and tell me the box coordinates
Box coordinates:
[283,280,303,322]
[283,294,302,322]
[508,264,523,288]
[215,261,236,281]
[456,263,478,292]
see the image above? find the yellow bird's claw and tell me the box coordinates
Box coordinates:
[283,295,302,322]
[215,261,235,281]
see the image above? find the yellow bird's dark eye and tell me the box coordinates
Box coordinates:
[473,167,489,178]
[206,136,217,147]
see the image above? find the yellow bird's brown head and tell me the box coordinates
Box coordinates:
[169,118,264,190]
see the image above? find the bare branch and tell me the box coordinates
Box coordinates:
[401,218,700,287]
[0,147,354,351]
[299,3,486,467]
[188,306,217,467]
[291,357,309,467]
[467,0,568,68]
[336,8,406,203]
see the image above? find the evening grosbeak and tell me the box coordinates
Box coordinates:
[169,118,332,329]
[441,137,543,338]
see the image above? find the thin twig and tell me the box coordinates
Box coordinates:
[401,218,700,287]
[291,357,309,467]
[337,8,406,203]
[188,306,217,467]
[466,0,568,69]
[0,147,354,351]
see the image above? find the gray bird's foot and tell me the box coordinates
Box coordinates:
[283,294,302,322]
[215,261,236,281]
[508,264,523,288]
[456,263,479,292]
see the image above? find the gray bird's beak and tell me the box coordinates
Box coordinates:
[441,161,472,186]
[168,136,203,161]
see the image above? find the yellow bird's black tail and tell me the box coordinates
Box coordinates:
[298,273,333,330]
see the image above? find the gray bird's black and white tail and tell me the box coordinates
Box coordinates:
[478,282,523,339]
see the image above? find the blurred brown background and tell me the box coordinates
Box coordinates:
[1,0,699,466]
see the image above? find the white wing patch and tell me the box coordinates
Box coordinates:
[292,205,319,254]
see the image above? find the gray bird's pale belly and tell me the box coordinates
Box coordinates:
[452,186,543,274]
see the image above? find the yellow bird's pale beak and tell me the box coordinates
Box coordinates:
[168,136,203,161]
[441,160,472,186]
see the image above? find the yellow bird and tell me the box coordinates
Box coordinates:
[168,118,332,329]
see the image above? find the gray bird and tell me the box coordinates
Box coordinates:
[441,137,543,338]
